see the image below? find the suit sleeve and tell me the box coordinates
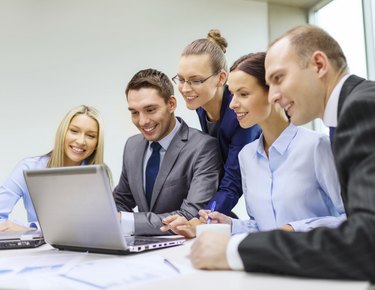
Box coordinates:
[133,137,222,235]
[237,95,375,281]
[113,141,137,212]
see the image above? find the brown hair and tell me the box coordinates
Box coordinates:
[181,29,228,72]
[125,68,174,104]
[230,52,269,92]
[269,24,347,72]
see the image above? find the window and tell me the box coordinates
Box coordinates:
[309,0,368,133]
[311,0,367,78]
[363,0,375,80]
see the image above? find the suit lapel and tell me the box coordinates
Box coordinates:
[335,75,365,150]
[149,119,188,209]
[337,75,365,118]
[335,75,365,205]
[134,139,149,211]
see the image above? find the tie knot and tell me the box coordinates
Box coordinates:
[151,142,162,152]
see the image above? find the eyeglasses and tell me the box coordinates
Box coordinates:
[172,72,219,87]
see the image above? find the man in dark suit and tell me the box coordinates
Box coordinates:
[114,68,222,236]
[189,24,375,281]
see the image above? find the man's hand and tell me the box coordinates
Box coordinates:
[160,215,201,238]
[0,220,35,232]
[190,231,231,270]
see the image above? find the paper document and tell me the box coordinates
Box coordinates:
[60,254,191,289]
[0,252,87,290]
[0,252,85,278]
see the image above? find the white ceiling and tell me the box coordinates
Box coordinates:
[251,0,323,9]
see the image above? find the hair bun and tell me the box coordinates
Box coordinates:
[207,29,228,53]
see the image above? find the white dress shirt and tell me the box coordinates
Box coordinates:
[323,74,350,127]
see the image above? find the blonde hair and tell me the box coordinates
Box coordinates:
[47,105,104,168]
[181,29,228,72]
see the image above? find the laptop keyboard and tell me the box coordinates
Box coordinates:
[125,237,161,246]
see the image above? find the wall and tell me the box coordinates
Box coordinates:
[267,3,315,131]
[268,3,307,42]
[0,0,268,222]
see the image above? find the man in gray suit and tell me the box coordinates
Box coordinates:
[114,68,222,236]
[190,25,375,281]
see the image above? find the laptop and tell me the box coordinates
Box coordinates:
[23,165,185,254]
[0,230,45,250]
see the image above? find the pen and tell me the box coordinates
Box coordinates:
[206,200,216,224]
[164,258,180,273]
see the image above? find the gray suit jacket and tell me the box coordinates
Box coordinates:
[113,118,222,235]
[236,75,375,281]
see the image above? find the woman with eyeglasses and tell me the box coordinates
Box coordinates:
[163,52,346,238]
[170,30,261,214]
[0,105,107,232]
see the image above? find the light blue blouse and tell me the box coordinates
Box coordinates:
[0,155,49,226]
[232,124,346,234]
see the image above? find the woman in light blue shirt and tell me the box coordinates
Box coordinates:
[163,52,346,236]
[0,105,105,232]
[208,52,346,234]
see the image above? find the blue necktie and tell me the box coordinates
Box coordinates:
[329,127,335,144]
[145,142,162,206]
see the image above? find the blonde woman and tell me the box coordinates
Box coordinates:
[0,105,105,232]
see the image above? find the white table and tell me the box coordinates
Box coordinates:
[0,239,372,290]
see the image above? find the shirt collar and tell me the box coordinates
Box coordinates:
[149,117,180,151]
[257,123,297,156]
[323,74,351,127]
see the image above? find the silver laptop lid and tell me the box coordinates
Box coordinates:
[24,165,129,253]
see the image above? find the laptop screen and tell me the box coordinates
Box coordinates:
[24,165,184,254]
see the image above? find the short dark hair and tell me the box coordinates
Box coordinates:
[230,52,268,92]
[269,24,347,72]
[125,68,174,103]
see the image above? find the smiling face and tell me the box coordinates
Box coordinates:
[63,114,99,166]
[228,70,271,128]
[128,87,176,142]
[265,37,325,125]
[177,54,223,110]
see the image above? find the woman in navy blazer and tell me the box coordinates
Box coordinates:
[170,29,261,214]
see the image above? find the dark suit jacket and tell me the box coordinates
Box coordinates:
[197,86,261,214]
[237,75,375,281]
[113,118,222,235]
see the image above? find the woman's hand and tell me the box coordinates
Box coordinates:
[0,220,35,232]
[279,224,294,232]
[198,210,232,225]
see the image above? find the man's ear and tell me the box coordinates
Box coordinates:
[311,51,329,78]
[169,95,177,113]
